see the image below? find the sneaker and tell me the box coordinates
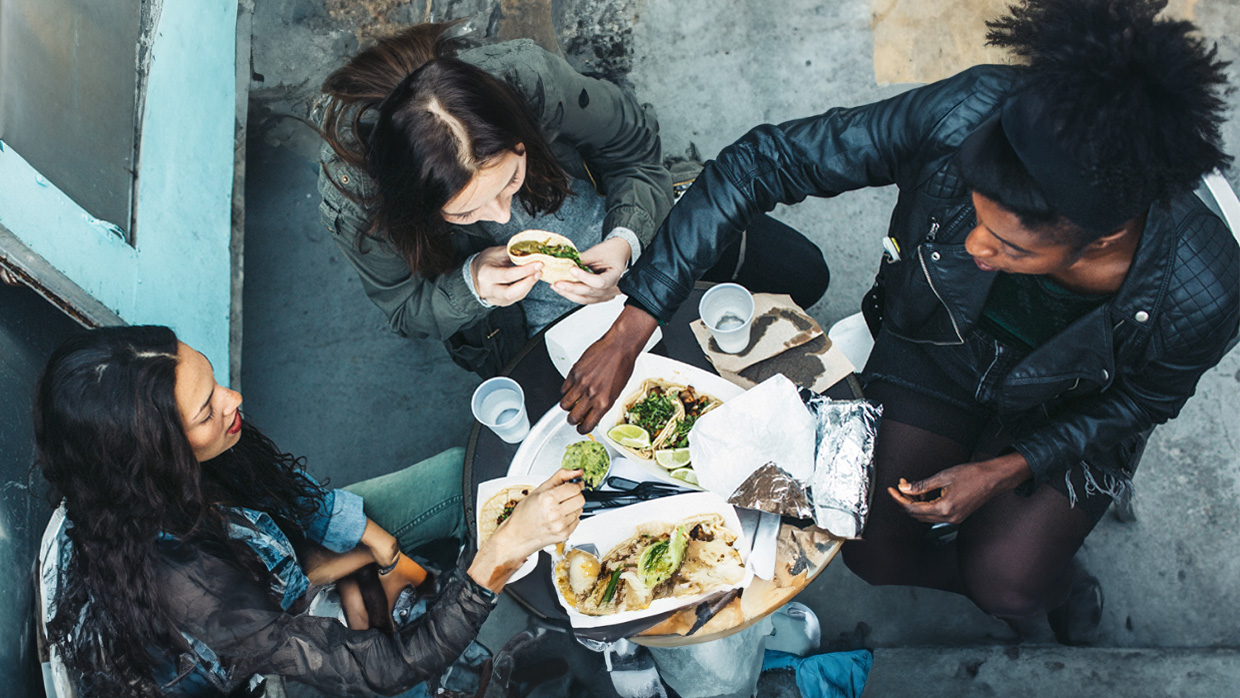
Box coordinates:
[1047,559,1104,646]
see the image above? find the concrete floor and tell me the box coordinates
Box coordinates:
[243,1,1240,695]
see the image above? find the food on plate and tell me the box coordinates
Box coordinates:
[506,230,593,284]
[562,439,610,489]
[653,447,691,470]
[478,485,532,545]
[638,524,688,588]
[563,548,602,596]
[664,385,724,450]
[607,424,651,450]
[613,379,685,459]
[554,512,745,616]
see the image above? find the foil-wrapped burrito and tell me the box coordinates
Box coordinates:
[805,396,881,538]
[727,462,814,519]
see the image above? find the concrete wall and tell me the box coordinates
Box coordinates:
[0,0,239,386]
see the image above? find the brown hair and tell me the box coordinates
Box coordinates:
[321,22,572,276]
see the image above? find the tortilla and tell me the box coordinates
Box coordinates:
[660,385,725,451]
[478,485,533,545]
[615,379,686,460]
[554,513,744,616]
[507,230,593,284]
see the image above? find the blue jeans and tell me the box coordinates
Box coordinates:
[344,447,468,554]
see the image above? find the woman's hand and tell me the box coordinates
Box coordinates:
[468,469,585,592]
[472,246,542,306]
[550,237,631,305]
[560,305,658,433]
[889,453,1033,525]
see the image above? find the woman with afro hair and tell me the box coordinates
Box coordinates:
[561,0,1238,645]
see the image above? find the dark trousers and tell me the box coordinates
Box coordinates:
[701,213,829,310]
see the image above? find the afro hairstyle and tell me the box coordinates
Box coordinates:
[986,0,1232,212]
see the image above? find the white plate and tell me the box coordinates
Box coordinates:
[598,354,746,486]
[551,492,753,629]
[544,295,663,378]
[475,476,541,583]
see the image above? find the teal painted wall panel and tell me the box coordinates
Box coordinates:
[0,0,238,386]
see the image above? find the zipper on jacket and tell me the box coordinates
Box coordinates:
[927,217,940,241]
[918,246,965,345]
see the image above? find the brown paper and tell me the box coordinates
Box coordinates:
[690,294,822,374]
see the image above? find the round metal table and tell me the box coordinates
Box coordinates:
[464,287,860,645]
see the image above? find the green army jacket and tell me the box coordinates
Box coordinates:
[317,39,673,342]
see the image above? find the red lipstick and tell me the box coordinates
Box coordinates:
[227,412,242,435]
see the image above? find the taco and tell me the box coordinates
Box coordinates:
[661,385,725,451]
[506,230,593,284]
[554,512,744,616]
[614,379,686,460]
[478,485,532,545]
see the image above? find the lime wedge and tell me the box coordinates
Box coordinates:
[669,468,699,486]
[608,424,651,449]
[654,448,692,470]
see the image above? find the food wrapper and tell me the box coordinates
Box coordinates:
[805,395,881,538]
[689,375,817,498]
[727,462,814,519]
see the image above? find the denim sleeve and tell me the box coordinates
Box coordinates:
[302,487,367,554]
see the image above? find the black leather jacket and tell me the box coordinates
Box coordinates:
[620,65,1239,484]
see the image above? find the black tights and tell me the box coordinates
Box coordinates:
[842,382,1103,619]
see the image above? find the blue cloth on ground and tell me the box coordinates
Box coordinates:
[762,649,873,698]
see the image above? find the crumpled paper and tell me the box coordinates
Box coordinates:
[805,395,882,538]
[689,375,816,499]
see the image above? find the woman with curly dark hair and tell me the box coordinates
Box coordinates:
[35,325,583,696]
[318,22,829,377]
[562,0,1237,645]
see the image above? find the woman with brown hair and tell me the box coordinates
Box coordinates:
[35,325,585,695]
[318,23,829,376]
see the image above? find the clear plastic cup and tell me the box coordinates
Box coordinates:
[698,283,755,354]
[471,377,530,443]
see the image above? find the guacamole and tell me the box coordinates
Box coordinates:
[562,440,610,489]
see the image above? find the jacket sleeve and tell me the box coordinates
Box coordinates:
[619,66,1012,322]
[166,551,497,696]
[1011,216,1240,483]
[470,40,674,250]
[316,156,488,341]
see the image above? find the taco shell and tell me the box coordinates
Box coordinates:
[616,379,686,460]
[478,485,533,545]
[507,230,592,284]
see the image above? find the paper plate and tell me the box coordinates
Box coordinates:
[598,354,745,487]
[475,476,541,583]
[550,491,753,629]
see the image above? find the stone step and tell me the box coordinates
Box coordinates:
[859,646,1240,698]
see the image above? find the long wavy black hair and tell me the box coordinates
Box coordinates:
[321,22,572,277]
[34,326,326,696]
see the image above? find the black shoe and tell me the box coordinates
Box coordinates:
[1047,560,1104,646]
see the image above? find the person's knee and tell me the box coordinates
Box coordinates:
[970,586,1045,618]
[842,541,907,587]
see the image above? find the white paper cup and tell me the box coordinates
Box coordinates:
[471,377,531,443]
[699,283,755,354]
